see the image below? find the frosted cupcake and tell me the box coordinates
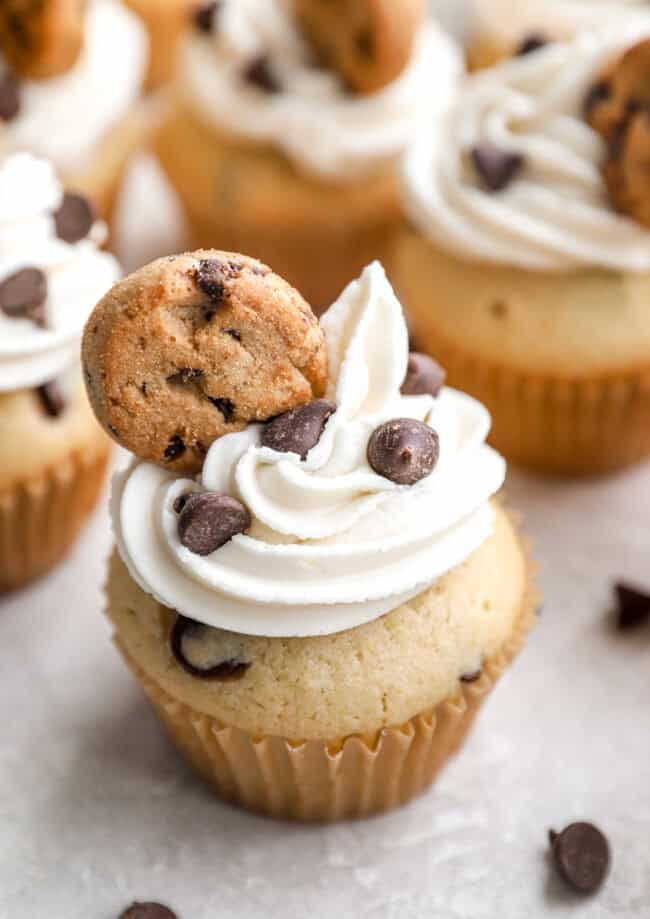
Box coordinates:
[0,153,120,591]
[154,0,461,311]
[0,0,148,221]
[396,25,650,476]
[84,249,536,822]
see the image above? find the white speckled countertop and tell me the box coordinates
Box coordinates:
[2,4,650,917]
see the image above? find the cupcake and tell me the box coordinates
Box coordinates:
[396,25,650,476]
[0,152,121,591]
[154,0,461,312]
[84,250,537,822]
[124,0,195,89]
[0,0,148,221]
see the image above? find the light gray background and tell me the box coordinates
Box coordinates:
[2,3,650,917]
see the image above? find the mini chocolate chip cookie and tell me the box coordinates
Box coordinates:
[82,250,328,473]
[0,0,87,80]
[294,0,425,95]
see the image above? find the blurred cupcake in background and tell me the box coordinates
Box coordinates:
[0,153,120,591]
[154,0,461,311]
[0,0,148,223]
[124,0,196,89]
[395,25,650,476]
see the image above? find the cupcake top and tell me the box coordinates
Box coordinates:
[0,152,120,392]
[110,261,505,638]
[178,0,461,181]
[403,24,650,272]
[0,0,147,176]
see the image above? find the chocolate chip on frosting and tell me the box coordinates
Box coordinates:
[367,419,439,485]
[170,614,251,680]
[515,33,549,57]
[614,581,650,630]
[243,54,282,93]
[0,267,47,325]
[262,399,337,460]
[54,192,95,243]
[0,72,19,121]
[193,1,220,33]
[177,492,251,556]
[36,381,65,418]
[549,822,611,895]
[119,903,178,919]
[470,144,524,192]
[401,353,446,398]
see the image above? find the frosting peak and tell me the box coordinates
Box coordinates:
[113,263,506,638]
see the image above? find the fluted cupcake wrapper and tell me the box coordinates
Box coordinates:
[0,446,109,593]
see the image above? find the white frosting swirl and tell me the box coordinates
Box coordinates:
[178,0,461,180]
[0,153,121,391]
[0,0,147,176]
[403,25,650,272]
[112,263,505,638]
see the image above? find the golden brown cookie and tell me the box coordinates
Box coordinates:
[294,0,425,95]
[0,0,87,80]
[82,250,328,473]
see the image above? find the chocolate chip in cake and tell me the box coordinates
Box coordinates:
[401,353,446,398]
[164,435,186,463]
[367,419,439,485]
[209,396,235,422]
[170,614,251,680]
[470,144,524,192]
[262,399,336,460]
[36,381,65,418]
[196,259,226,304]
[243,54,282,93]
[0,267,47,325]
[549,822,611,894]
[516,33,549,57]
[177,492,250,556]
[614,582,650,630]
[168,367,204,385]
[0,72,20,121]
[118,903,178,919]
[193,1,220,32]
[54,192,95,243]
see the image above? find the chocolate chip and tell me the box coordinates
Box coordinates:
[549,822,610,894]
[614,582,650,630]
[460,669,482,683]
[0,267,47,324]
[196,259,225,304]
[53,193,95,243]
[516,33,549,56]
[262,399,336,460]
[164,435,186,463]
[193,1,220,32]
[118,903,178,919]
[367,419,439,485]
[170,615,251,680]
[224,328,241,341]
[209,396,235,422]
[243,54,281,93]
[470,144,524,192]
[584,80,611,118]
[401,353,446,398]
[0,73,20,121]
[177,492,250,556]
[168,367,204,384]
[36,381,65,418]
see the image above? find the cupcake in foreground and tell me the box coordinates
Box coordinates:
[0,0,148,220]
[396,27,650,476]
[154,0,461,311]
[84,250,537,821]
[0,153,120,591]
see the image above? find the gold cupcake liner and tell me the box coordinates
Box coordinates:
[0,446,109,593]
[115,562,538,823]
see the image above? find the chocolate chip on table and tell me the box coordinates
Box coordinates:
[549,822,611,894]
[401,353,446,397]
[164,435,186,463]
[170,614,251,680]
[193,1,220,32]
[53,192,95,243]
[243,54,282,93]
[367,419,439,486]
[262,399,337,460]
[195,258,226,304]
[614,582,650,630]
[0,72,20,121]
[36,381,65,418]
[177,492,251,556]
[470,144,524,192]
[0,267,47,325]
[118,903,178,919]
[516,33,549,56]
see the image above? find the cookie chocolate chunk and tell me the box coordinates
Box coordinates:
[82,251,328,473]
[0,0,87,80]
[294,0,425,95]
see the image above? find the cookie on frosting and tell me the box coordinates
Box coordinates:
[294,0,425,94]
[0,0,87,79]
[82,250,328,473]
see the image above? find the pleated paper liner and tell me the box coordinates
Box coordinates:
[0,446,109,593]
[113,551,538,823]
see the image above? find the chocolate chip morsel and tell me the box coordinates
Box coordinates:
[195,258,226,304]
[460,668,482,683]
[549,822,611,894]
[470,144,524,192]
[176,492,251,556]
[367,418,439,486]
[170,615,252,680]
[0,72,20,121]
[614,581,650,630]
[0,267,47,325]
[401,353,446,397]
[193,1,220,32]
[243,54,282,93]
[36,381,65,418]
[516,33,549,57]
[54,192,95,244]
[262,399,336,460]
[118,902,178,919]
